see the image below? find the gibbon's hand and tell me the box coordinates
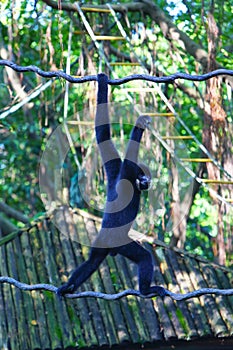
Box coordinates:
[135,115,152,130]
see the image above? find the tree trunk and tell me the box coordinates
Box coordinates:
[202,11,231,265]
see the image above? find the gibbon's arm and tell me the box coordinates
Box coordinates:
[125,115,151,163]
[95,73,120,167]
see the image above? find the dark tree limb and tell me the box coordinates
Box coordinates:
[0,215,17,235]
[0,201,29,224]
[41,0,144,13]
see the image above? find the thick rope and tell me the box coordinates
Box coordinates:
[0,60,233,85]
[1,276,233,301]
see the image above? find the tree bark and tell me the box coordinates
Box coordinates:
[202,11,230,265]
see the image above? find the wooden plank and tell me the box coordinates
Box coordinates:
[67,120,94,125]
[85,218,142,345]
[140,298,163,342]
[81,6,111,13]
[113,254,151,343]
[181,158,213,162]
[201,179,233,184]
[199,262,229,336]
[176,254,211,338]
[78,219,108,347]
[0,285,8,349]
[96,255,130,345]
[162,135,193,140]
[183,256,212,337]
[23,227,50,347]
[86,268,117,347]
[53,213,87,350]
[153,247,185,340]
[110,62,141,66]
[7,240,31,349]
[42,219,76,348]
[0,232,6,346]
[120,246,163,342]
[166,250,200,339]
[151,263,176,340]
[201,264,233,336]
[106,256,140,343]
[185,257,226,336]
[13,235,41,348]
[83,218,117,347]
[94,35,125,41]
[0,242,17,349]
[144,112,175,117]
[31,224,62,349]
[156,249,187,340]
[74,30,100,35]
[61,214,99,347]
[104,256,134,343]
[215,269,233,314]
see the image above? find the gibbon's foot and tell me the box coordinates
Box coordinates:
[136,115,152,130]
[56,282,76,298]
[141,285,166,297]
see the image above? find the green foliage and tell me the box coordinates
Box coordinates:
[186,189,217,259]
[190,192,218,232]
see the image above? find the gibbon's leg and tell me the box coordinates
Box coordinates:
[115,242,153,294]
[57,247,109,296]
[115,242,165,296]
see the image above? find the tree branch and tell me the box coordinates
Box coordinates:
[0,214,17,235]
[41,0,144,13]
[0,201,29,224]
[139,0,209,69]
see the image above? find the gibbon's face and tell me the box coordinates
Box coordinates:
[136,163,152,191]
[136,173,151,191]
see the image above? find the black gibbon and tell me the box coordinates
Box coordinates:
[57,73,164,297]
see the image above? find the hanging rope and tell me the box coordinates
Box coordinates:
[0,276,233,300]
[0,59,233,85]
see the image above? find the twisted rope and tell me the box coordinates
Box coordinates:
[1,276,233,301]
[0,60,233,85]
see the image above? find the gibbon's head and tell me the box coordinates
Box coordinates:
[136,163,152,191]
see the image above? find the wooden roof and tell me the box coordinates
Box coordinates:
[0,209,233,349]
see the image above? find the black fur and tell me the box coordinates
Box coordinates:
[57,73,163,297]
